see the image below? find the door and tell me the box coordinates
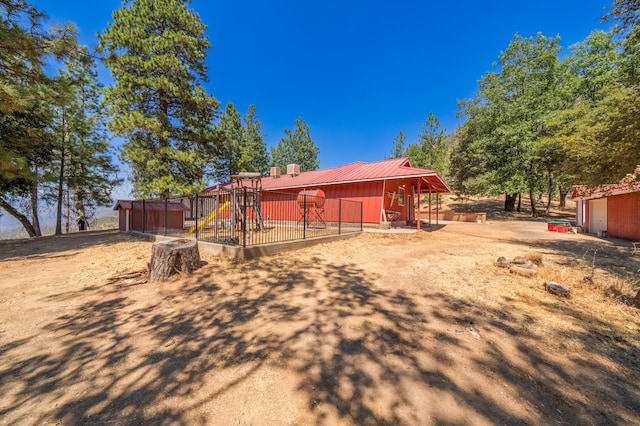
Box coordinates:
[589,198,607,235]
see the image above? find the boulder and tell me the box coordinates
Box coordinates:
[544,281,570,298]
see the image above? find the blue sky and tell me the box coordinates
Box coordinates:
[26,1,609,169]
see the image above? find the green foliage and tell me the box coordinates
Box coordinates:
[49,48,122,234]
[269,117,320,172]
[0,0,77,236]
[0,0,77,115]
[389,131,405,159]
[241,104,269,175]
[453,33,563,212]
[208,102,269,182]
[405,112,449,174]
[99,0,219,198]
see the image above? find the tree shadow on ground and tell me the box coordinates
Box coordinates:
[0,230,143,261]
[0,254,638,424]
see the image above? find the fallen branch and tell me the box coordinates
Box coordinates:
[107,268,148,283]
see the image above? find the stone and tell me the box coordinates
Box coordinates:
[544,281,570,298]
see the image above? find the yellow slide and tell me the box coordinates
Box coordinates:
[189,201,230,233]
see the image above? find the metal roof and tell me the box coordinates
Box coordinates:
[262,158,450,192]
[207,158,450,193]
[113,200,190,211]
[571,181,640,200]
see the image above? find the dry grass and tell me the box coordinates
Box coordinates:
[0,197,639,425]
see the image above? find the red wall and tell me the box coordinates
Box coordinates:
[119,209,128,231]
[261,180,428,224]
[126,209,185,232]
[607,192,640,241]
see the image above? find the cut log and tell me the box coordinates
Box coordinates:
[512,259,533,268]
[509,265,536,278]
[496,256,513,268]
[149,239,200,282]
[515,253,543,266]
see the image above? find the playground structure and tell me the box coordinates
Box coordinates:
[231,173,265,232]
[297,189,326,228]
[187,173,266,244]
[189,201,230,233]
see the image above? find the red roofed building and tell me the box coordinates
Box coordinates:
[113,200,190,232]
[207,158,450,229]
[572,181,640,241]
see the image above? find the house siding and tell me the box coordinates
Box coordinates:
[607,192,640,241]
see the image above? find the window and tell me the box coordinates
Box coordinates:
[398,187,405,206]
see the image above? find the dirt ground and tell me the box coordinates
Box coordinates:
[1,198,640,425]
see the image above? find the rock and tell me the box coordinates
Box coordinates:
[515,253,543,266]
[509,265,536,277]
[544,281,570,298]
[497,256,513,267]
[512,259,533,268]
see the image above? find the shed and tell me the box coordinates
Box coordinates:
[208,158,450,229]
[571,182,640,241]
[113,200,190,233]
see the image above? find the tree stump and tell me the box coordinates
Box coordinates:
[149,239,200,282]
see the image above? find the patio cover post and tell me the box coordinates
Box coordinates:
[428,185,432,228]
[417,177,421,230]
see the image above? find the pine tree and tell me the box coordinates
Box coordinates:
[389,131,405,159]
[405,112,448,173]
[50,47,122,235]
[269,117,320,172]
[0,0,76,237]
[99,0,219,198]
[211,101,244,182]
[241,104,269,175]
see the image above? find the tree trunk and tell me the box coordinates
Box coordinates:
[559,188,569,208]
[55,146,65,235]
[517,193,522,212]
[149,238,200,282]
[504,193,518,212]
[0,197,38,237]
[30,179,42,237]
[545,174,554,215]
[75,187,87,231]
[529,188,537,217]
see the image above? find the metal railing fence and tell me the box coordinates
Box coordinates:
[128,189,362,247]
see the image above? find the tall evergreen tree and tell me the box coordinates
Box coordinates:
[241,104,269,175]
[0,0,76,237]
[389,131,406,159]
[269,117,320,172]
[99,0,219,198]
[210,101,243,182]
[50,47,121,235]
[405,112,448,173]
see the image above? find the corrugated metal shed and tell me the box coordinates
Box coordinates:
[572,182,640,241]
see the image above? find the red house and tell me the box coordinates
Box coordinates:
[572,182,640,241]
[209,158,450,229]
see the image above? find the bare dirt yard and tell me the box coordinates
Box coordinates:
[1,200,640,425]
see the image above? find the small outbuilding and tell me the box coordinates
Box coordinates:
[572,182,640,241]
[113,200,190,233]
